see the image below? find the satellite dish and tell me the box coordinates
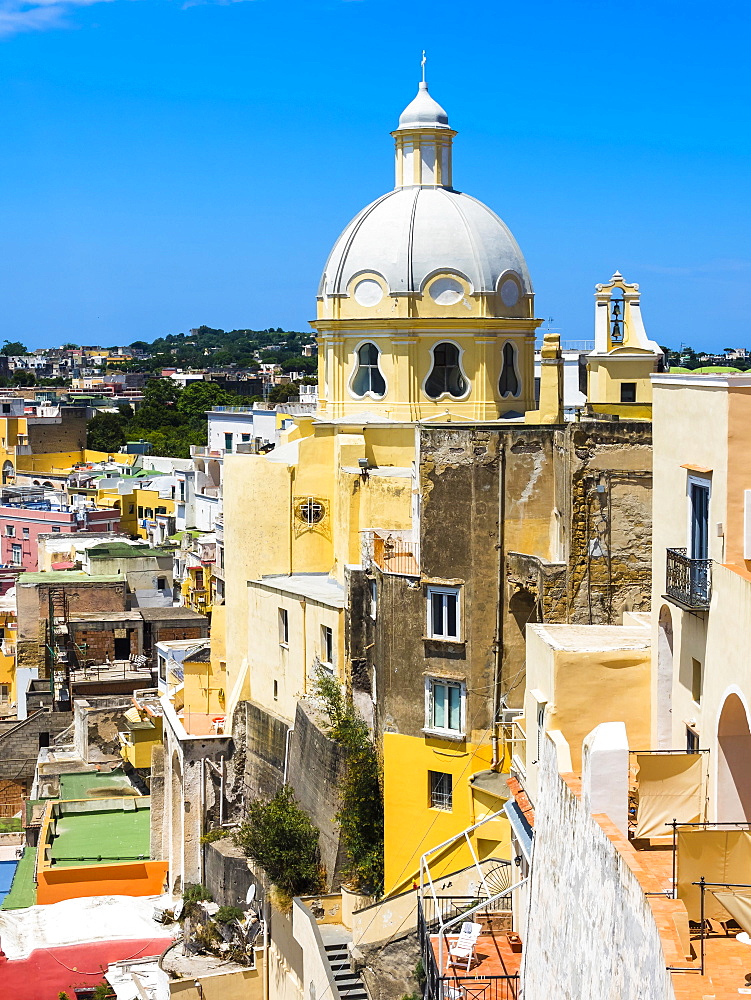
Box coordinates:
[245,884,256,905]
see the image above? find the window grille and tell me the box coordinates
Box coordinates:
[429,770,453,811]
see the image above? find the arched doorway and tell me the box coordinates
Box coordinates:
[717,693,751,821]
[657,605,673,747]
[2,461,14,485]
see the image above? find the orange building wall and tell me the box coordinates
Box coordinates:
[36,859,168,905]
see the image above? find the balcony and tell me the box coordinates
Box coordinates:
[665,547,712,610]
[361,528,419,577]
[418,893,520,1000]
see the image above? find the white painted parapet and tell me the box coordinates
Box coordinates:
[581,721,629,838]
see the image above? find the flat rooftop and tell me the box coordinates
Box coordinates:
[20,573,123,585]
[49,803,150,867]
[139,606,208,622]
[529,623,651,652]
[255,573,345,608]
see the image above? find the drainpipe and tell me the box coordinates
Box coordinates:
[199,756,205,885]
[491,439,506,771]
[219,755,225,827]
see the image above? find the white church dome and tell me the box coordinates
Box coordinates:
[319,185,532,298]
[318,80,532,300]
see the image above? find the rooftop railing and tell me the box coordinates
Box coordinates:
[361,528,420,576]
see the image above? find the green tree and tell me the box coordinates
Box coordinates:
[142,377,181,407]
[0,340,27,355]
[313,669,384,896]
[233,786,323,902]
[86,412,127,452]
[267,383,299,405]
[12,370,34,385]
[176,381,237,421]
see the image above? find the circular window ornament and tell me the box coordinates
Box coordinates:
[296,497,326,526]
[429,277,464,306]
[354,279,383,307]
[500,279,520,308]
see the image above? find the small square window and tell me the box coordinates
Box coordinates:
[427,587,460,640]
[4,525,14,537]
[128,504,135,515]
[620,382,637,403]
[22,527,29,539]
[51,526,60,533]
[241,433,251,443]
[429,770,452,811]
[321,625,334,666]
[279,608,289,646]
[426,677,464,735]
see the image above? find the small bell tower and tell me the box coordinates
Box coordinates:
[585,272,664,411]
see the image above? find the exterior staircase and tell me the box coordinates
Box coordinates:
[323,936,368,1000]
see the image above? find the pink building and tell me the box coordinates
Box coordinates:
[0,494,119,571]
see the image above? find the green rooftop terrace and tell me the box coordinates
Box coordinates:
[57,770,137,801]
[48,800,150,867]
[1,847,37,910]
[21,572,123,585]
[88,543,172,560]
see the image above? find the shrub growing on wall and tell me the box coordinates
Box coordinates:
[313,668,384,897]
[233,786,323,904]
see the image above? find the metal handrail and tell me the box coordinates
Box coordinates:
[666,547,712,609]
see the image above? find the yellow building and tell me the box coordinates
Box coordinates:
[120,691,164,769]
[585,271,663,412]
[217,78,558,897]
[651,373,751,821]
[0,596,17,712]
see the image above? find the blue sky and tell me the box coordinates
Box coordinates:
[0,0,749,352]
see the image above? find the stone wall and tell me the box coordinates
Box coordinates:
[521,735,674,1000]
[73,696,133,762]
[225,698,348,890]
[28,409,87,453]
[0,709,73,789]
[227,699,288,814]
[287,700,347,889]
[204,836,257,908]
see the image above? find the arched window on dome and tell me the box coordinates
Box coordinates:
[425,343,467,400]
[499,342,520,398]
[351,343,386,398]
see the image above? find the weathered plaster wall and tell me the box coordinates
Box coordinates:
[521,736,674,1000]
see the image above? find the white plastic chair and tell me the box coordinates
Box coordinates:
[446,921,482,972]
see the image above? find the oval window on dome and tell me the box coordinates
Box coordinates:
[429,277,464,306]
[500,279,520,308]
[354,279,383,307]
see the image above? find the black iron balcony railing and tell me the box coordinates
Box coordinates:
[418,896,519,1000]
[666,547,711,610]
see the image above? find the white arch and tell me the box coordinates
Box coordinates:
[714,685,751,822]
